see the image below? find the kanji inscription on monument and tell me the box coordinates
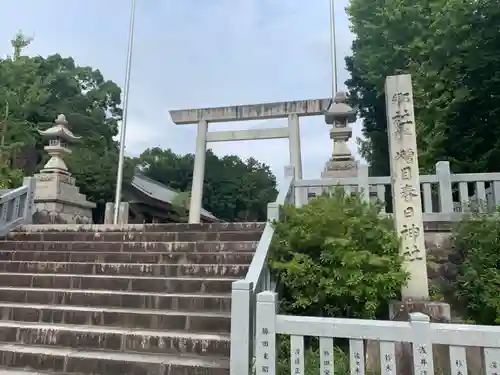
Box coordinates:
[385,74,429,299]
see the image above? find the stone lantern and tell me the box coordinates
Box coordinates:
[33,114,95,224]
[322,91,359,179]
[38,114,79,174]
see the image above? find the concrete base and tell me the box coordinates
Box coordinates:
[104,202,130,225]
[321,159,359,179]
[32,172,95,225]
[389,299,451,322]
[33,201,93,225]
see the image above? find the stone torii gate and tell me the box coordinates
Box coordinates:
[169,98,330,223]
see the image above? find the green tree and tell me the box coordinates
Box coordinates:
[450,210,500,325]
[0,32,133,205]
[171,191,191,222]
[346,0,500,175]
[0,101,24,188]
[270,189,407,319]
[0,32,43,188]
[416,0,500,173]
[135,147,277,222]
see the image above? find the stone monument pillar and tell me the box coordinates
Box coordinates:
[385,75,450,375]
[322,91,358,179]
[33,114,96,224]
[386,75,429,299]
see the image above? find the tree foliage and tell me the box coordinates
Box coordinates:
[1,101,24,188]
[346,0,500,175]
[1,31,277,222]
[0,32,134,203]
[269,189,407,319]
[450,211,500,325]
[134,147,278,222]
[171,191,191,222]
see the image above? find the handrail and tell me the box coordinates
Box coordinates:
[244,174,294,292]
[0,177,36,237]
[230,165,295,375]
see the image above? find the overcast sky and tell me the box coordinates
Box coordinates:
[1,0,362,181]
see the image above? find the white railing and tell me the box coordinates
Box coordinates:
[295,161,500,222]
[231,165,295,375]
[0,177,36,237]
[256,291,500,375]
[230,161,500,374]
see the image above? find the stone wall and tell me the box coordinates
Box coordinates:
[423,222,464,320]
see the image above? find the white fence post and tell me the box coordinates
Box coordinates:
[358,164,370,202]
[267,203,279,222]
[255,291,277,375]
[492,181,500,209]
[230,280,253,375]
[22,177,36,224]
[436,161,454,214]
[409,312,435,375]
[284,165,297,207]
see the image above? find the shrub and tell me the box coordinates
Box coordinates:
[269,188,408,319]
[451,210,500,325]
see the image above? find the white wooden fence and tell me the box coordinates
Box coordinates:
[231,162,500,375]
[295,161,500,220]
[0,177,36,237]
[256,291,500,375]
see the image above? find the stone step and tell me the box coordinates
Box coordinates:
[0,262,249,278]
[0,303,230,333]
[0,240,258,252]
[6,230,263,243]
[0,343,229,375]
[0,287,231,311]
[0,251,254,264]
[0,273,236,294]
[0,369,50,375]
[19,222,264,233]
[0,320,230,357]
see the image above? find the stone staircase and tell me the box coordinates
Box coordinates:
[0,222,264,375]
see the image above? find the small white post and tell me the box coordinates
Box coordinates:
[358,164,370,202]
[288,114,303,207]
[189,119,208,223]
[22,177,36,224]
[385,74,429,299]
[436,161,454,214]
[230,280,253,375]
[267,203,279,222]
[255,291,277,375]
[493,181,500,208]
[409,313,434,375]
[284,165,296,206]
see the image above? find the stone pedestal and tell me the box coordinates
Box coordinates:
[33,172,95,224]
[321,159,359,179]
[104,202,129,225]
